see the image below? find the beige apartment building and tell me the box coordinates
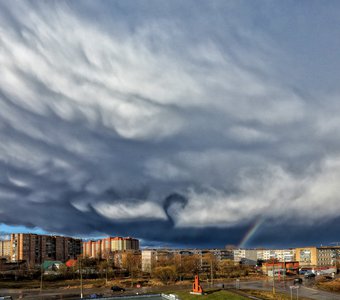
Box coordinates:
[0,240,11,259]
[295,246,340,267]
[83,237,139,259]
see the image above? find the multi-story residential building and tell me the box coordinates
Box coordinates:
[257,249,295,262]
[141,248,235,273]
[83,237,139,259]
[141,249,173,272]
[10,233,81,265]
[295,246,340,267]
[0,240,10,259]
[208,249,234,261]
[233,249,257,265]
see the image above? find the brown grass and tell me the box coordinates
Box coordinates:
[242,289,312,300]
[316,277,340,292]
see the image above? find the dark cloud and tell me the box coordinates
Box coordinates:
[1,1,340,248]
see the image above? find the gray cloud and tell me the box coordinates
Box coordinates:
[1,0,340,247]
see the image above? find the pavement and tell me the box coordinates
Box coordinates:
[226,278,340,300]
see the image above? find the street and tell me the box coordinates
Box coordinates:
[229,278,340,300]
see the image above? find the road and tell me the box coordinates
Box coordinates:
[224,278,340,300]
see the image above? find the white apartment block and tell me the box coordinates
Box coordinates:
[257,249,295,262]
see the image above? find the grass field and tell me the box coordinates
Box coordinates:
[171,290,249,300]
[169,288,312,300]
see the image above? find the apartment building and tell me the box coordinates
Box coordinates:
[82,237,139,259]
[141,249,173,272]
[10,233,81,265]
[0,240,10,259]
[205,249,234,261]
[233,249,257,265]
[295,246,340,267]
[141,248,235,273]
[257,249,295,262]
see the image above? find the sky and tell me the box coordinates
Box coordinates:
[1,0,340,248]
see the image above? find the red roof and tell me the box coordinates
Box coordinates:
[66,259,77,267]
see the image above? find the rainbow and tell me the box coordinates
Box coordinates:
[238,218,264,248]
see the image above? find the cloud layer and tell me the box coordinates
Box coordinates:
[1,1,340,247]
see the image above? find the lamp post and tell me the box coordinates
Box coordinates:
[290,285,299,300]
[272,263,276,296]
[79,258,83,299]
[40,261,43,293]
[210,257,213,287]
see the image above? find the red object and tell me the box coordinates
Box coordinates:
[192,275,203,293]
[66,259,77,267]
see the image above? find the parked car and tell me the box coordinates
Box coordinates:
[294,278,303,285]
[89,293,103,299]
[111,286,125,292]
[0,296,13,300]
[304,272,316,278]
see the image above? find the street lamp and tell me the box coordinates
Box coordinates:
[290,285,299,300]
[40,261,44,293]
[79,258,83,299]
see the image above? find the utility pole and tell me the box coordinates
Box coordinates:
[283,256,286,282]
[105,256,108,285]
[80,258,83,299]
[210,258,213,287]
[272,263,276,296]
[40,261,43,292]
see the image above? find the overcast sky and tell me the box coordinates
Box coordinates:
[1,0,340,248]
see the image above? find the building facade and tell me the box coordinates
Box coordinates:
[83,237,139,259]
[141,249,174,272]
[257,249,295,262]
[10,233,81,265]
[141,248,235,273]
[262,261,299,276]
[0,240,10,259]
[233,249,258,265]
[295,246,340,267]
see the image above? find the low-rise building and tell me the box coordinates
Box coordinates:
[262,261,299,276]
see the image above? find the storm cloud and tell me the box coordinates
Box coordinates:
[1,0,340,247]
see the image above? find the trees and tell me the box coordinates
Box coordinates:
[217,259,250,278]
[218,259,234,278]
[181,254,201,277]
[153,266,177,285]
[201,253,218,285]
[122,251,141,287]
